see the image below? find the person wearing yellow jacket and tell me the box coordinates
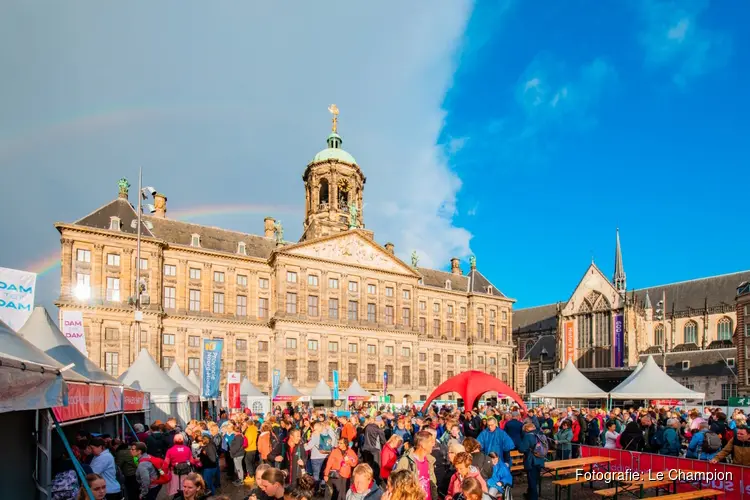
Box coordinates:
[243,420,259,479]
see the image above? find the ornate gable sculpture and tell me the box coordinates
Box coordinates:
[282,232,414,274]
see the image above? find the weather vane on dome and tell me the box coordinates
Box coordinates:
[328,104,339,133]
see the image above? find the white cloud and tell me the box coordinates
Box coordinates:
[0,1,477,308]
[637,0,731,85]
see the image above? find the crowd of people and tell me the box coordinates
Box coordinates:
[58,402,750,500]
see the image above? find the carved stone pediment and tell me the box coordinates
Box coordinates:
[282,232,413,274]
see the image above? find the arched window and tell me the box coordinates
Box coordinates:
[319,179,329,207]
[717,317,733,341]
[684,321,698,344]
[654,324,664,347]
[525,340,534,356]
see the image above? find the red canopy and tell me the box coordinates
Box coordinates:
[421,370,527,413]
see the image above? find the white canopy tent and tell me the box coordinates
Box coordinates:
[309,379,333,402]
[119,349,197,425]
[188,371,201,391]
[341,379,373,401]
[167,364,200,395]
[240,378,270,415]
[530,360,608,399]
[273,377,305,402]
[609,355,705,400]
[18,307,121,386]
[609,362,643,394]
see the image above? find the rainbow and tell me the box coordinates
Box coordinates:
[22,203,302,277]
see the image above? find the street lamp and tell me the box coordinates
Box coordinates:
[655,291,667,372]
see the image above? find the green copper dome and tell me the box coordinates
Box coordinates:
[311,132,357,165]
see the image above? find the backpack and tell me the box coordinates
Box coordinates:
[140,456,172,485]
[51,470,79,500]
[652,427,665,448]
[319,433,333,452]
[702,432,722,453]
[615,434,622,449]
[242,435,249,449]
[532,434,549,459]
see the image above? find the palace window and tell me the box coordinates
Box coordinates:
[105,327,119,341]
[367,284,377,295]
[329,298,339,319]
[348,343,357,353]
[684,321,698,344]
[403,289,411,300]
[433,303,440,313]
[348,301,358,320]
[502,326,508,342]
[477,322,484,340]
[718,317,733,341]
[237,275,248,287]
[348,281,358,292]
[258,298,268,318]
[419,370,427,386]
[328,342,339,353]
[419,302,426,311]
[164,264,176,276]
[76,249,91,262]
[307,361,319,382]
[329,278,339,289]
[490,324,496,341]
[328,362,338,382]
[434,370,441,386]
[236,339,247,351]
[385,306,394,324]
[286,338,297,349]
[106,277,120,301]
[214,271,224,283]
[105,352,119,377]
[402,347,411,357]
[419,318,426,334]
[434,353,441,362]
[402,307,411,326]
[402,366,411,384]
[367,364,376,383]
[258,362,268,382]
[188,357,199,372]
[419,352,426,361]
[236,295,247,316]
[478,308,484,318]
[478,356,485,365]
[490,357,497,365]
[76,272,90,296]
[308,340,318,351]
[447,370,454,378]
[433,319,441,336]
[188,336,200,347]
[286,293,297,314]
[188,290,201,311]
[447,354,454,363]
[385,346,394,356]
[258,277,269,289]
[348,364,358,382]
[286,359,297,381]
[164,286,176,309]
[163,333,175,345]
[107,253,120,266]
[162,356,175,370]
[308,275,319,286]
[367,345,376,355]
[460,356,467,365]
[367,303,377,322]
[235,360,247,372]
[490,309,496,319]
[287,271,297,283]
[655,324,665,347]
[460,307,467,318]
[213,293,225,314]
[258,341,269,352]
[189,268,201,280]
[447,321,454,337]
[139,258,149,270]
[386,287,394,297]
[308,295,319,316]
[448,304,454,315]
[460,323,467,339]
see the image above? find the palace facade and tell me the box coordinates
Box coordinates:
[54,110,515,402]
[514,231,749,400]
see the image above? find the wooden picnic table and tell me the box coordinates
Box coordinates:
[539,456,614,497]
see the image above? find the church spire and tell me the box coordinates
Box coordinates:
[613,228,626,293]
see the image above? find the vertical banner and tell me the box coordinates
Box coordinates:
[614,314,624,367]
[383,371,388,395]
[201,339,223,399]
[0,267,37,330]
[272,369,281,399]
[61,310,88,356]
[332,370,340,400]
[227,372,241,409]
[564,321,574,364]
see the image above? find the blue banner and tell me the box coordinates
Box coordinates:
[383,371,388,395]
[272,369,281,399]
[202,339,223,399]
[332,370,340,400]
[614,314,624,368]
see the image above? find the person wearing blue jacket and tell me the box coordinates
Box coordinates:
[503,412,524,449]
[477,417,514,465]
[686,422,721,460]
[486,452,513,497]
[659,419,682,456]
[518,422,546,500]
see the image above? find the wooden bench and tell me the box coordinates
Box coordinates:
[542,465,591,478]
[593,479,673,500]
[643,489,725,500]
[552,476,594,500]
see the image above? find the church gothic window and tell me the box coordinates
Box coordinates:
[717,317,733,341]
[654,324,664,347]
[575,292,612,369]
[684,321,698,344]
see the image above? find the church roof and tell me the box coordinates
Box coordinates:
[74,198,154,237]
[522,334,557,361]
[639,347,736,378]
[632,270,750,313]
[513,303,560,334]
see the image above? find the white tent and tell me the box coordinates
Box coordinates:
[309,379,333,400]
[0,319,67,412]
[167,364,200,395]
[609,355,705,400]
[188,370,200,391]
[610,362,643,394]
[530,360,608,399]
[273,377,304,402]
[119,349,197,425]
[18,307,120,385]
[240,378,270,415]
[342,379,373,401]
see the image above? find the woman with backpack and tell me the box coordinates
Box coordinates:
[553,420,573,460]
[686,422,721,460]
[325,437,360,500]
[164,433,198,496]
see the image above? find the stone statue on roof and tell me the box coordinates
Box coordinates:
[411,251,419,268]
[118,178,130,198]
[273,220,284,244]
[469,255,476,269]
[348,202,358,229]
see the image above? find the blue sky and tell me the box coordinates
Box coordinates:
[0,0,747,315]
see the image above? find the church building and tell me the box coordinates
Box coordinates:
[53,107,515,402]
[514,230,748,401]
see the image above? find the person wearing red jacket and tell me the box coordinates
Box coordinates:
[379,435,403,481]
[325,438,360,500]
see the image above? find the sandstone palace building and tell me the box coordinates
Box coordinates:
[54,109,515,402]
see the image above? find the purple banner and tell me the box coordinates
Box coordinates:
[614,314,624,367]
